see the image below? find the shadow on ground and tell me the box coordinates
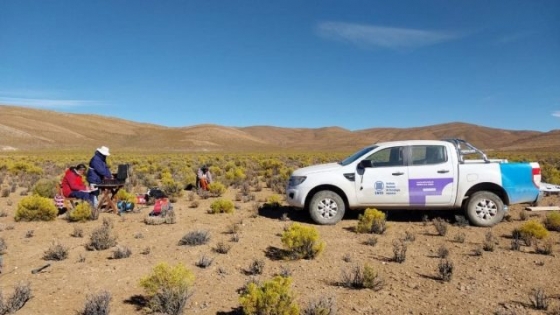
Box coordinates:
[259,204,467,226]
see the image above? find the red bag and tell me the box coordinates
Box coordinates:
[151,198,169,216]
[136,194,146,205]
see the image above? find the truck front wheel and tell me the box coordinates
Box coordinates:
[465,191,505,227]
[309,191,345,225]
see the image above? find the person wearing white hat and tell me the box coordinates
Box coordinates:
[86,146,113,207]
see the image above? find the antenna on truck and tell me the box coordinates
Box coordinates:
[442,138,490,163]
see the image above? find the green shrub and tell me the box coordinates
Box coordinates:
[15,195,58,222]
[356,208,386,234]
[68,202,92,222]
[239,276,299,315]
[519,220,549,240]
[209,199,234,214]
[266,194,282,206]
[543,211,560,232]
[208,182,226,196]
[32,178,57,198]
[281,223,325,260]
[139,262,195,315]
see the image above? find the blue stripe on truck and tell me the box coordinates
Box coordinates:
[499,163,539,204]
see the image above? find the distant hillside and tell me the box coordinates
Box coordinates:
[0,105,556,152]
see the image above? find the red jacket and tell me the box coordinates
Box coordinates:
[61,168,87,197]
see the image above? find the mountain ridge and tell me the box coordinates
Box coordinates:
[0,105,557,152]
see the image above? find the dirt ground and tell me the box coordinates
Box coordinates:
[0,187,559,315]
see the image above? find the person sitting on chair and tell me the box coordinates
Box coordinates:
[86,146,112,207]
[196,165,212,191]
[62,164,95,206]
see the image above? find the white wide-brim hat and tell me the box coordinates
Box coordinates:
[96,146,111,156]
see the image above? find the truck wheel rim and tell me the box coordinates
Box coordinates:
[474,198,498,221]
[317,198,338,219]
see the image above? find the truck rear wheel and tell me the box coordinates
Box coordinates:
[309,190,345,225]
[465,191,505,227]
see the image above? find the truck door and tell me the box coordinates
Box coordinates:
[408,145,455,205]
[356,146,410,205]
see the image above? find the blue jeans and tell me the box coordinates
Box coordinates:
[69,191,95,205]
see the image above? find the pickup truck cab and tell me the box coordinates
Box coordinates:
[286,139,542,227]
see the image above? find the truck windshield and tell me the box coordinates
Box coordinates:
[339,146,377,166]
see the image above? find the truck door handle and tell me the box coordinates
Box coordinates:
[392,172,404,176]
[437,170,449,174]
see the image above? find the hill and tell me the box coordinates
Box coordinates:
[0,105,556,152]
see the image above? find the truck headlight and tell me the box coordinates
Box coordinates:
[289,176,307,186]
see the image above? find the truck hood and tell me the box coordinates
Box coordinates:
[292,163,342,176]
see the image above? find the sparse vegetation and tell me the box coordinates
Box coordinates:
[15,194,58,221]
[529,287,548,310]
[281,223,325,260]
[86,222,118,251]
[392,239,407,263]
[303,296,337,315]
[68,202,93,222]
[543,211,560,231]
[340,264,384,290]
[139,262,195,315]
[239,275,299,315]
[112,246,132,259]
[43,241,69,261]
[195,255,213,268]
[433,217,448,236]
[208,199,235,214]
[0,282,32,315]
[179,230,210,246]
[77,290,111,315]
[356,208,387,234]
[438,258,454,282]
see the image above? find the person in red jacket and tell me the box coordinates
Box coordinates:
[61,164,95,206]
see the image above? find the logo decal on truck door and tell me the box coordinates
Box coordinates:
[409,178,453,205]
[374,181,400,195]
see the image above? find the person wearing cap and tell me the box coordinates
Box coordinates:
[86,146,113,206]
[61,164,95,205]
[196,165,212,191]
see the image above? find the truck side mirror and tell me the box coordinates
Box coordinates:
[358,160,373,168]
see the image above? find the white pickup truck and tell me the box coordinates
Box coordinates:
[286,139,542,227]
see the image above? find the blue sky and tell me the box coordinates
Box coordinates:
[1,1,559,132]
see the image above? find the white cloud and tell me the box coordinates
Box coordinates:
[552,111,560,118]
[316,22,460,50]
[495,31,534,45]
[0,97,94,108]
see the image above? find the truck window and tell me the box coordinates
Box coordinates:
[411,145,447,165]
[340,145,377,166]
[364,146,404,167]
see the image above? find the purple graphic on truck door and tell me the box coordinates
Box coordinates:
[409,178,453,205]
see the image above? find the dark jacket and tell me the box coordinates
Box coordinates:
[86,151,112,184]
[62,168,87,197]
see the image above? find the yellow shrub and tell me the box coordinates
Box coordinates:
[356,208,386,234]
[239,276,299,315]
[544,211,560,232]
[115,189,136,204]
[208,182,226,196]
[209,199,235,214]
[519,220,549,240]
[281,223,325,259]
[15,195,58,221]
[139,262,195,314]
[139,262,195,295]
[68,202,92,222]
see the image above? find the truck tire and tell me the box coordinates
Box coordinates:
[309,190,345,225]
[465,191,505,227]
